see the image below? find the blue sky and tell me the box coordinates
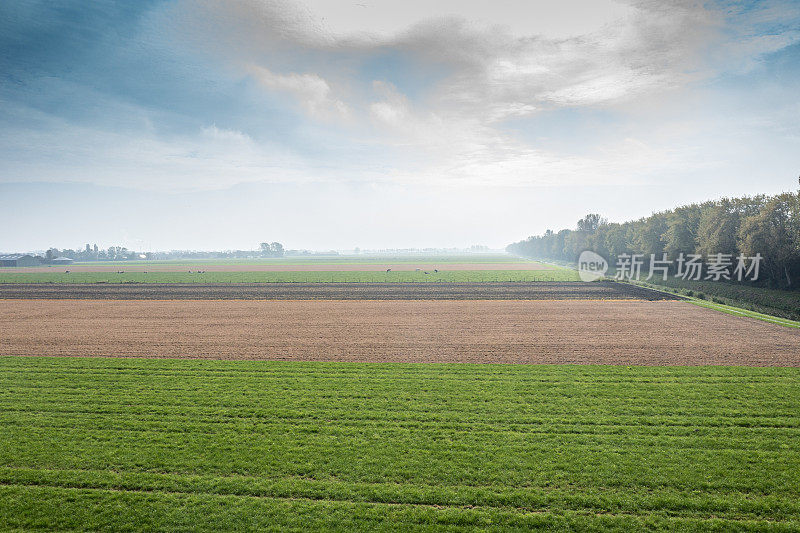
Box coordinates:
[1,0,799,251]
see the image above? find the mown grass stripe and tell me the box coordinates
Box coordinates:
[0,356,798,530]
[1,484,797,531]
[0,474,797,522]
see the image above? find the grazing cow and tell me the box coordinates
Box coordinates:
[434,269,439,273]
[65,270,70,273]
[386,268,391,272]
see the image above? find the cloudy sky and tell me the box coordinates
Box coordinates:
[1,0,799,252]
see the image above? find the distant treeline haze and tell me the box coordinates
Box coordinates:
[36,242,286,263]
[507,191,800,288]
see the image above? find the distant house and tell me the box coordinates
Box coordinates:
[51,257,74,265]
[0,254,40,267]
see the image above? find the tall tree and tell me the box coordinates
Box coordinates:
[696,199,740,258]
[576,213,606,233]
[632,215,667,257]
[737,193,800,287]
[663,204,702,260]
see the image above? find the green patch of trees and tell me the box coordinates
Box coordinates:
[259,242,285,257]
[507,191,800,288]
[38,242,287,262]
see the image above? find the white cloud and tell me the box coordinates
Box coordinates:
[8,0,799,195]
[247,65,349,120]
[188,0,800,120]
[201,125,254,144]
[295,0,634,40]
[368,81,412,128]
[360,81,676,189]
[5,0,800,253]
[0,105,319,191]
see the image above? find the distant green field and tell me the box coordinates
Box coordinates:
[0,269,580,284]
[1,357,798,531]
[60,254,527,267]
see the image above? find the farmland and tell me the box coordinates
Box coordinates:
[46,253,529,266]
[1,256,799,530]
[1,357,798,530]
[0,255,577,284]
[0,257,549,273]
[6,1,798,530]
[0,280,674,300]
[0,268,579,284]
[2,298,798,365]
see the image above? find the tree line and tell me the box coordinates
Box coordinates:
[507,191,800,288]
[37,242,286,262]
[42,245,136,263]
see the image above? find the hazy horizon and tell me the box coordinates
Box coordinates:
[2,1,799,251]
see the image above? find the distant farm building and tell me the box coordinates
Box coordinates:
[0,254,40,267]
[52,257,74,265]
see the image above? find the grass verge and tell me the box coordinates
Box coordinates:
[520,256,800,326]
[629,280,800,328]
[638,277,800,322]
[685,298,800,328]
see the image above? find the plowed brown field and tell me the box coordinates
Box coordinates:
[2,299,797,365]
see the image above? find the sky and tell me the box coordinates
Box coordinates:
[1,0,799,252]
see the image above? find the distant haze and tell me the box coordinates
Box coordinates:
[1,1,799,251]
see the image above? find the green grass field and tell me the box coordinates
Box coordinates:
[1,357,798,531]
[0,269,580,284]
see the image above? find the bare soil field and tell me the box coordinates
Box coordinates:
[1,300,797,365]
[0,281,680,300]
[0,262,553,273]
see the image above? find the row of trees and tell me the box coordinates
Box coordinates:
[507,191,800,288]
[259,242,285,257]
[44,245,138,262]
[41,242,287,261]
